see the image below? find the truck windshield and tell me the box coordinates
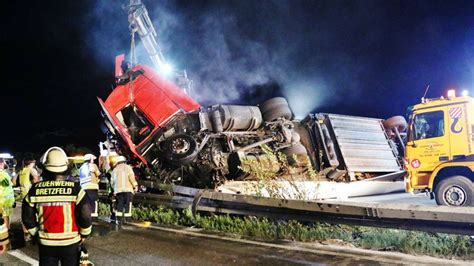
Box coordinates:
[116,105,154,145]
[413,111,444,140]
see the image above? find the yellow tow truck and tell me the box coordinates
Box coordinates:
[405,89,473,206]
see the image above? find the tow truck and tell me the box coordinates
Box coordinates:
[405,89,474,206]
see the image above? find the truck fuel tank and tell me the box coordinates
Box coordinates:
[211,105,263,132]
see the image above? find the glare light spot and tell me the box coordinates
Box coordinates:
[462,90,469,96]
[447,89,456,99]
[284,80,326,119]
[161,63,174,76]
[0,153,13,159]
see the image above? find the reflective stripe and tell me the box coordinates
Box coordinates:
[80,177,92,186]
[63,204,73,233]
[124,202,133,217]
[80,177,91,182]
[77,189,86,203]
[40,235,81,246]
[80,226,92,236]
[28,227,38,236]
[38,206,44,231]
[39,231,78,239]
[25,196,35,207]
[83,183,99,190]
[30,195,76,203]
[91,201,98,217]
[0,224,8,240]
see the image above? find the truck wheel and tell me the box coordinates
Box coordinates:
[282,144,307,156]
[165,134,198,165]
[260,97,293,121]
[282,144,308,167]
[383,116,407,133]
[434,176,472,206]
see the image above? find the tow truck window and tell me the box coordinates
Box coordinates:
[413,111,444,140]
[116,105,154,144]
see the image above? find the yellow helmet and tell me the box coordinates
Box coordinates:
[84,154,97,162]
[40,147,69,173]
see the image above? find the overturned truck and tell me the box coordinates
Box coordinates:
[98,64,407,199]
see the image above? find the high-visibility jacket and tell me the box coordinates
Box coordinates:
[0,170,14,216]
[22,180,92,246]
[111,163,138,193]
[18,167,32,197]
[79,162,100,190]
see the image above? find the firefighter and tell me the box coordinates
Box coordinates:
[111,156,138,224]
[79,154,101,217]
[18,158,41,241]
[22,147,92,265]
[0,159,15,230]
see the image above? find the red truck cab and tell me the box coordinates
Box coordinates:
[98,64,200,165]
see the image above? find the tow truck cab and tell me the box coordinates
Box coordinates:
[405,90,474,206]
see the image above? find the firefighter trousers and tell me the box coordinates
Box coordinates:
[85,189,99,217]
[115,192,133,218]
[39,243,79,266]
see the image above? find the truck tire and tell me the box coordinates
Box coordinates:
[282,144,307,156]
[434,176,473,206]
[383,116,407,133]
[260,97,293,121]
[282,144,308,167]
[165,134,198,165]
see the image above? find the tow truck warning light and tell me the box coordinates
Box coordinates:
[447,89,456,99]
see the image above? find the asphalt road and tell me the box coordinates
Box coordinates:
[2,219,397,266]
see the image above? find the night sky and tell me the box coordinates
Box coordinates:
[2,0,474,154]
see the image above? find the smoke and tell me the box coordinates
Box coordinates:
[83,1,129,70]
[84,1,401,116]
[144,2,286,105]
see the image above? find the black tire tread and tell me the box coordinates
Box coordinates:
[434,175,472,206]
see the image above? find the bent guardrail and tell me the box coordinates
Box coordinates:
[105,181,474,235]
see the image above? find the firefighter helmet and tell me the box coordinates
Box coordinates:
[40,147,69,173]
[84,154,97,162]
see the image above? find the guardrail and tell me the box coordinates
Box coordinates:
[106,181,474,235]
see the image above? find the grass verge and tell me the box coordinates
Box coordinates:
[98,202,473,260]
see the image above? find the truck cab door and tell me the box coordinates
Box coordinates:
[406,107,450,188]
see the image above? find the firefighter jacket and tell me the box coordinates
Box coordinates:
[111,163,138,194]
[79,162,100,190]
[22,180,92,246]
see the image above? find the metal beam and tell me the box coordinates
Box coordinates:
[116,187,474,235]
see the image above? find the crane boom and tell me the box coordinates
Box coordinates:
[127,0,192,94]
